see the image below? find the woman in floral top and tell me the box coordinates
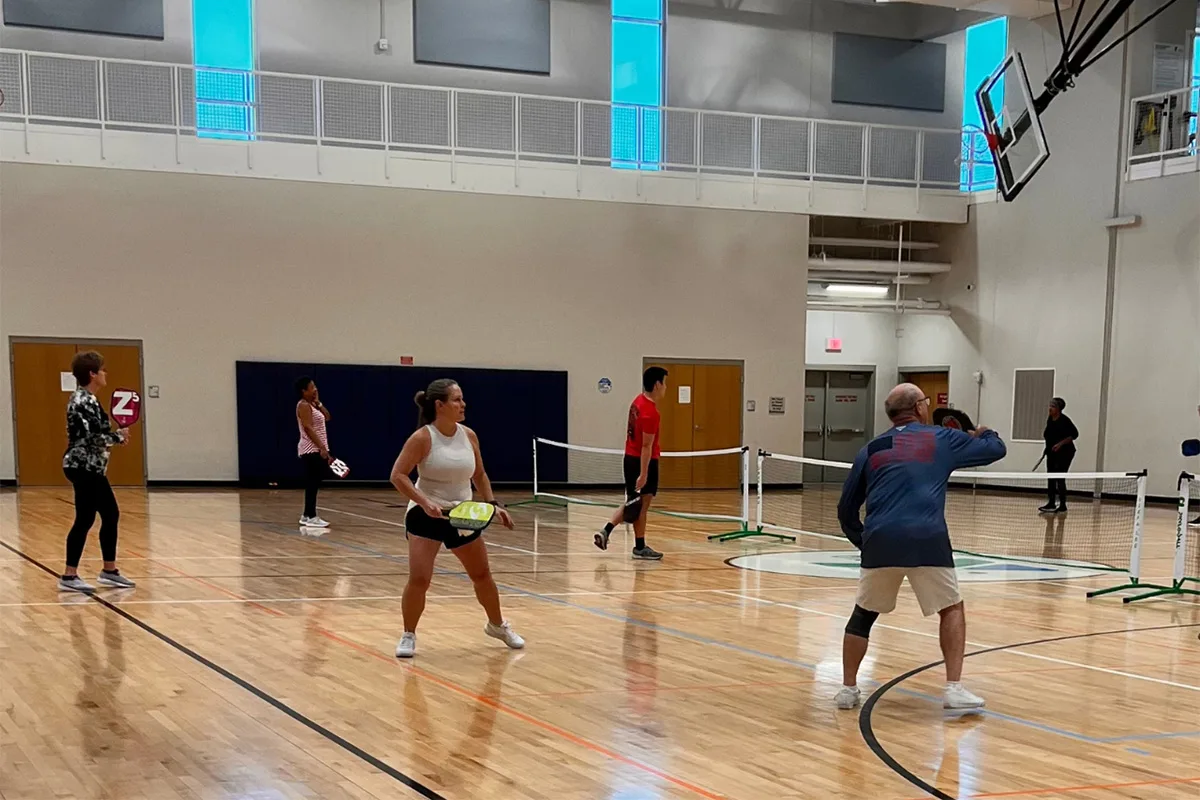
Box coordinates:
[58,351,136,593]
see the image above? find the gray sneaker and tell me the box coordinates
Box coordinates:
[57,575,95,593]
[632,546,663,561]
[97,570,136,589]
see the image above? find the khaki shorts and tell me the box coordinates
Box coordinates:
[856,567,962,617]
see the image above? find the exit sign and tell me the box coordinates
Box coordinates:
[825,338,842,353]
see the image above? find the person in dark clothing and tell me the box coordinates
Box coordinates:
[59,351,136,593]
[1040,397,1079,514]
[835,383,1006,711]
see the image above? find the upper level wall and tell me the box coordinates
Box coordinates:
[667,2,968,131]
[1,0,980,128]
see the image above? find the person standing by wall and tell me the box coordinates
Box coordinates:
[59,351,136,593]
[296,376,333,528]
[1040,397,1079,514]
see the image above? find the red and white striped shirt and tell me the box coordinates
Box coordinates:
[297,401,328,456]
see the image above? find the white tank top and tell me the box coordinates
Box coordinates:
[410,424,475,511]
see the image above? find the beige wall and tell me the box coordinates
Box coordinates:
[0,163,809,482]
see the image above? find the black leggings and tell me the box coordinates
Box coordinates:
[301,453,333,518]
[1046,450,1075,505]
[64,468,120,568]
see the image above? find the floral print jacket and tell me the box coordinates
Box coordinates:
[62,388,122,474]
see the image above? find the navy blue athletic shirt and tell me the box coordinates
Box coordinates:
[837,423,1007,568]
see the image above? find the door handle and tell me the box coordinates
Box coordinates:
[804,428,823,435]
[828,427,865,434]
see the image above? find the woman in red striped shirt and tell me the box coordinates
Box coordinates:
[296,376,333,528]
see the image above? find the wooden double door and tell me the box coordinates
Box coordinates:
[11,339,146,486]
[645,360,743,490]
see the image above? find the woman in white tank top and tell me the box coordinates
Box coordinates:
[388,378,524,658]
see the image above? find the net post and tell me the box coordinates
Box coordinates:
[1088,469,1153,599]
[1118,471,1200,603]
[1128,472,1146,583]
[741,446,750,531]
[532,437,539,501]
[708,450,795,543]
[756,450,765,531]
[1170,471,1190,586]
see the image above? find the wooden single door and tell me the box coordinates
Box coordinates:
[904,371,950,411]
[652,363,694,489]
[692,364,743,489]
[12,342,79,486]
[11,341,145,487]
[644,361,743,490]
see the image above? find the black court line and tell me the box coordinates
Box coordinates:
[0,539,447,800]
[860,622,1200,800]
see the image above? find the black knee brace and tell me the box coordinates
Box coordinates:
[845,605,879,639]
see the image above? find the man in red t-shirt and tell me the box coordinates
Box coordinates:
[594,367,667,560]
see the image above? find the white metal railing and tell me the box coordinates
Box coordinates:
[1126,84,1198,174]
[0,48,968,192]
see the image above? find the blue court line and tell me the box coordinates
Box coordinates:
[248,519,1200,747]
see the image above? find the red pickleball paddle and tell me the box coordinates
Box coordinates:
[109,388,142,428]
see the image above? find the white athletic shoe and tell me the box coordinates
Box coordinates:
[395,632,416,658]
[299,516,330,528]
[944,683,986,710]
[835,686,861,709]
[57,575,95,593]
[485,620,525,649]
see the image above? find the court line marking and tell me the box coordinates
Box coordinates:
[898,774,1200,799]
[242,519,1199,747]
[860,623,1200,800]
[318,506,538,554]
[716,591,1200,693]
[309,626,726,800]
[124,548,286,618]
[12,536,727,800]
[0,539,447,800]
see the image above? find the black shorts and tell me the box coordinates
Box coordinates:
[623,455,660,499]
[405,505,481,550]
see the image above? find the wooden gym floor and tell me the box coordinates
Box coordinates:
[1,486,1197,800]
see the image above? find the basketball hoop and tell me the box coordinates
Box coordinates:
[974,0,1189,201]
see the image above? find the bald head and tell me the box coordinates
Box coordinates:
[885,383,927,424]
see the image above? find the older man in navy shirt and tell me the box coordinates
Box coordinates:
[835,383,1007,711]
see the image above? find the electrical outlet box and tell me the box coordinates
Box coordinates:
[376,37,390,52]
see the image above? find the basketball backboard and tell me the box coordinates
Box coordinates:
[975,51,1049,201]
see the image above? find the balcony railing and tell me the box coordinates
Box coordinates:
[1126,84,1199,180]
[0,48,971,192]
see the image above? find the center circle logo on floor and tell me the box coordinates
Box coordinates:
[726,550,1111,582]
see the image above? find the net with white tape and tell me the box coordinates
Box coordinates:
[757,452,1147,574]
[532,438,750,531]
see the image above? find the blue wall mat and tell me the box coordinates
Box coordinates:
[236,361,567,486]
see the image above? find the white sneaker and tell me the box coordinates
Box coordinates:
[835,686,861,709]
[57,575,95,593]
[485,620,525,649]
[395,631,416,658]
[299,516,330,528]
[944,683,986,709]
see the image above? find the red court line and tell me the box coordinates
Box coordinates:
[312,627,727,800]
[123,552,725,799]
[902,774,1200,799]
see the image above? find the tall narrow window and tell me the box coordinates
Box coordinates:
[961,16,1008,191]
[611,0,663,169]
[193,0,255,139]
[1189,30,1198,150]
